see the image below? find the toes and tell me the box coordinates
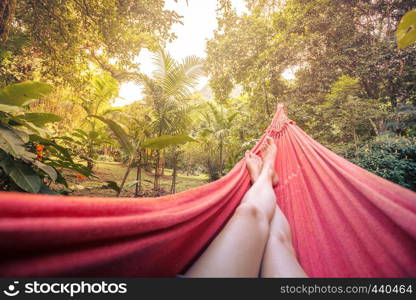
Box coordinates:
[260,145,266,156]
[273,170,279,184]
[273,173,279,186]
[257,156,263,165]
[262,142,269,153]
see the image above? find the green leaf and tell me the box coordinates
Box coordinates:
[13,128,29,143]
[0,50,12,60]
[0,125,26,157]
[51,136,75,142]
[142,135,198,150]
[34,160,58,181]
[105,180,121,193]
[396,10,416,48]
[0,150,13,173]
[44,159,95,179]
[73,128,89,138]
[0,104,22,113]
[20,113,62,127]
[124,180,139,190]
[90,115,134,157]
[29,134,74,163]
[0,81,53,106]
[71,132,88,141]
[88,131,99,139]
[0,154,41,193]
[55,170,69,188]
[17,119,49,136]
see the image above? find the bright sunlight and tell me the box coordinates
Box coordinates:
[1,0,415,281]
[113,0,247,107]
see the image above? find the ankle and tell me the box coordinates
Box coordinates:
[258,165,273,182]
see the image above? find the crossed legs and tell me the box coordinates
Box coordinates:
[184,137,307,278]
[261,201,307,277]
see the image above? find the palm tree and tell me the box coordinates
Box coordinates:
[136,49,204,190]
[200,102,238,180]
[76,73,119,170]
[93,111,197,197]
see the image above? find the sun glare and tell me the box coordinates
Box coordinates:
[112,81,143,107]
[281,67,297,81]
[112,1,247,107]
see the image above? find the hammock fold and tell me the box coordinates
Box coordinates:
[0,104,415,277]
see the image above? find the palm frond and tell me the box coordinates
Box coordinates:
[160,55,205,99]
[152,49,178,81]
[227,112,239,124]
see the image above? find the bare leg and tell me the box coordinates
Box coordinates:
[185,140,277,277]
[260,137,306,277]
[260,203,308,277]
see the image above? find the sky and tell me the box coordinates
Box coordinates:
[113,0,294,107]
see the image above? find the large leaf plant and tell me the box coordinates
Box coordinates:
[0,81,92,194]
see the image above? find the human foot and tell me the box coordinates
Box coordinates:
[260,136,279,186]
[245,150,263,184]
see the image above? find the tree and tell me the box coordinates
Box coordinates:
[322,75,385,148]
[206,0,416,145]
[0,0,16,43]
[94,112,197,196]
[199,101,238,180]
[1,0,181,85]
[343,134,416,190]
[76,73,119,170]
[137,48,204,190]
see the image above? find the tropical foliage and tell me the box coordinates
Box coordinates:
[0,81,92,193]
[204,0,416,189]
[0,1,415,196]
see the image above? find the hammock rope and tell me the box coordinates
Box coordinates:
[0,104,415,277]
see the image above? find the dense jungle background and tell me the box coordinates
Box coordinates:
[0,0,415,197]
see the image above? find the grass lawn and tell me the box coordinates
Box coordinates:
[65,161,209,197]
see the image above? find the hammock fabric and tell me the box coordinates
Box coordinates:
[0,104,415,277]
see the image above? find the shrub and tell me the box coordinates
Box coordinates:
[0,81,93,193]
[342,134,416,191]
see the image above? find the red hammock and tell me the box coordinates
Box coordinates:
[1,104,415,277]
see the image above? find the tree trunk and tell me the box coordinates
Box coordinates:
[144,150,152,172]
[262,83,271,115]
[117,164,132,197]
[378,119,385,134]
[87,136,94,170]
[154,124,163,190]
[160,153,165,176]
[219,138,224,176]
[135,151,142,197]
[352,127,359,159]
[87,121,96,170]
[170,150,178,194]
[0,0,16,43]
[368,118,379,136]
[87,159,93,171]
[154,150,160,191]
